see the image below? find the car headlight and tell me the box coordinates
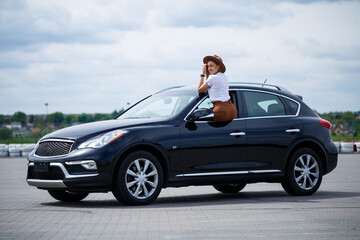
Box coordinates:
[78,130,128,149]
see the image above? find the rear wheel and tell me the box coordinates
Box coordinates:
[281,148,323,196]
[113,151,163,205]
[213,183,246,193]
[48,190,89,202]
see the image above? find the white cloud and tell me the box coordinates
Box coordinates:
[0,0,359,115]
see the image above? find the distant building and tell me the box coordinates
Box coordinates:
[30,127,41,133]
[331,124,345,135]
[12,130,31,138]
[5,122,22,130]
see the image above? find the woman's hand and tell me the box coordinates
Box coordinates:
[198,64,210,93]
[202,64,207,75]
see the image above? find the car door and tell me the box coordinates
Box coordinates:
[242,90,303,172]
[178,91,247,176]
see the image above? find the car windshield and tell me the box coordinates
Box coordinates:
[117,91,197,119]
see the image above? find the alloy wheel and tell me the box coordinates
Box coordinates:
[294,154,319,190]
[125,158,159,200]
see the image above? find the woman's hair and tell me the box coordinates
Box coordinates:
[207,59,220,65]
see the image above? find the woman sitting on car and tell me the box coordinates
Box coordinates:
[198,55,237,122]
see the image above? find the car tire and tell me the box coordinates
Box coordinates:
[48,190,89,202]
[213,183,246,193]
[112,151,163,206]
[281,148,323,196]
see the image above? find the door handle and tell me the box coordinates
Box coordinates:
[286,129,300,133]
[230,132,246,137]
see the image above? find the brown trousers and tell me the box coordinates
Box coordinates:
[213,100,237,122]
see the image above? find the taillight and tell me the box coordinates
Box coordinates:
[319,119,331,129]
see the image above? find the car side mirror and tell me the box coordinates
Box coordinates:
[189,108,214,121]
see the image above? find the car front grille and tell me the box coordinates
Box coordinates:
[35,140,74,157]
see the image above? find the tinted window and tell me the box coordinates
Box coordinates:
[283,98,299,115]
[243,91,285,117]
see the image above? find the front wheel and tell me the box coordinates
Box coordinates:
[213,183,246,193]
[281,148,323,196]
[48,190,89,202]
[112,151,163,205]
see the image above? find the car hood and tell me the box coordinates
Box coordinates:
[42,118,167,141]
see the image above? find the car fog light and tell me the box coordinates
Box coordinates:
[82,161,97,170]
[65,160,97,170]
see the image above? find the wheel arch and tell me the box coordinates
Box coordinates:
[111,142,170,188]
[284,139,328,174]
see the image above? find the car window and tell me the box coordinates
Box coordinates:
[283,98,299,115]
[243,91,285,117]
[193,91,239,121]
[118,93,196,119]
[197,98,213,110]
[197,91,237,111]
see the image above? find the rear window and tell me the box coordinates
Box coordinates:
[243,91,286,117]
[283,98,299,115]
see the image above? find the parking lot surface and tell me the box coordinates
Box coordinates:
[0,154,359,240]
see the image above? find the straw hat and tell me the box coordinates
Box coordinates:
[203,55,226,73]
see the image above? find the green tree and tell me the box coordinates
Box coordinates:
[12,111,27,127]
[353,119,360,137]
[78,113,88,123]
[0,127,12,139]
[32,116,45,128]
[29,115,35,124]
[341,111,357,134]
[47,112,65,127]
[0,114,5,126]
[112,109,125,118]
[65,114,78,125]
[31,128,51,139]
[94,113,106,121]
[111,110,119,118]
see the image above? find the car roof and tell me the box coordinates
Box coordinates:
[229,82,290,93]
[229,83,303,100]
[156,83,303,101]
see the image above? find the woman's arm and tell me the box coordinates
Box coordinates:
[198,64,210,93]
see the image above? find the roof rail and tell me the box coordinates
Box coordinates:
[230,82,290,93]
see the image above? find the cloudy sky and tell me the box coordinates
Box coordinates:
[0,0,359,115]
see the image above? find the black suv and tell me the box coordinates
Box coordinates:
[27,83,338,205]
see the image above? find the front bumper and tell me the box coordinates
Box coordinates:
[27,161,99,189]
[26,144,118,191]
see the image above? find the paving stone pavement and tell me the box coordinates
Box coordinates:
[0,154,359,240]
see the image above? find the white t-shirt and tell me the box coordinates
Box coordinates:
[206,72,230,102]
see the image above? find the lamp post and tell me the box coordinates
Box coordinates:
[45,103,48,134]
